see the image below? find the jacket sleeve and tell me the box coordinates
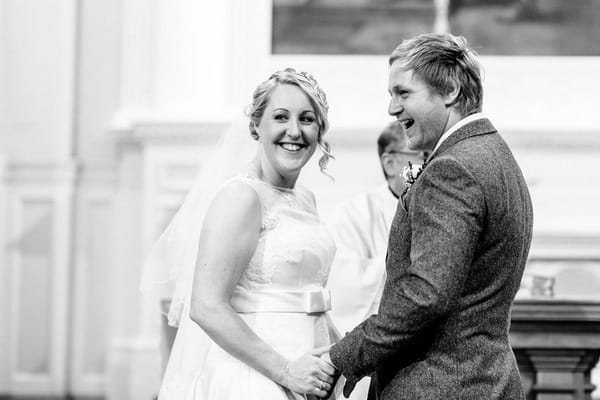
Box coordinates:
[329,157,485,382]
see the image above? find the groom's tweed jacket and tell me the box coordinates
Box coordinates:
[330,119,533,400]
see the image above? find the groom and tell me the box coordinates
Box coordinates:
[324,33,533,399]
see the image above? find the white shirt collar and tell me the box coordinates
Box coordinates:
[431,112,486,155]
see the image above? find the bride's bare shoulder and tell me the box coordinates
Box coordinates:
[205,179,261,223]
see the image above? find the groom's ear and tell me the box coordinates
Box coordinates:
[380,153,397,177]
[443,82,460,108]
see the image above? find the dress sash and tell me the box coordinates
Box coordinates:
[230,287,331,314]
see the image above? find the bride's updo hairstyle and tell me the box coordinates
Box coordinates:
[246,68,334,175]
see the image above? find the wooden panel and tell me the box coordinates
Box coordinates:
[511,300,600,400]
[4,163,76,396]
[81,201,110,374]
[13,199,54,375]
[70,192,113,395]
[0,159,9,392]
[143,145,202,248]
[7,190,71,396]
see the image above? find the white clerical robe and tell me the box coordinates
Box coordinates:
[326,184,398,400]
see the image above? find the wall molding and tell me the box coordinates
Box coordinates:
[529,234,600,261]
[0,396,102,400]
[3,162,79,186]
[109,118,600,151]
[110,118,228,146]
[327,127,600,151]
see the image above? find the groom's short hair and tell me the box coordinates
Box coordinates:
[389,33,483,117]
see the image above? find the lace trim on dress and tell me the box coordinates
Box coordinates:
[315,260,330,286]
[261,213,279,231]
[241,258,280,286]
[235,175,326,287]
[239,179,281,286]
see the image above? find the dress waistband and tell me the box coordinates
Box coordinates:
[230,288,331,314]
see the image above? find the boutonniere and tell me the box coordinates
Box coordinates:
[402,161,425,191]
[400,161,428,212]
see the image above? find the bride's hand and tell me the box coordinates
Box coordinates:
[282,346,336,397]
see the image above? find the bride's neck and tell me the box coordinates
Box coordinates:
[248,158,298,189]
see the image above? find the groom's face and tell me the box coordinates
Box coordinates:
[388,64,451,152]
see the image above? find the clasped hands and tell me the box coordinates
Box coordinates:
[283,345,339,398]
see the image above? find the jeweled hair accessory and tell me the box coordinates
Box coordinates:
[296,70,329,112]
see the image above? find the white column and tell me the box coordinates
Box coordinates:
[226,0,274,112]
[0,0,6,154]
[0,2,7,390]
[433,0,450,34]
[115,0,158,125]
[114,0,244,125]
[1,0,77,163]
[105,137,161,400]
[0,156,8,393]
[69,169,116,396]
[153,0,228,118]
[0,0,78,396]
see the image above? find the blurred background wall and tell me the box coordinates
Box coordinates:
[1,0,599,399]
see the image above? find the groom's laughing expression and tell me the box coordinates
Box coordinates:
[387,65,454,153]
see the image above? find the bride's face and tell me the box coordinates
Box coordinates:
[255,84,319,182]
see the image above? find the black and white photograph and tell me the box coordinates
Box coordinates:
[1,1,599,399]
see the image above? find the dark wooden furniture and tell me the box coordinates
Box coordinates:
[511,299,600,400]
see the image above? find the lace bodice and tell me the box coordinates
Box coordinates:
[229,175,335,293]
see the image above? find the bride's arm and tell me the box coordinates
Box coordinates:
[189,182,334,395]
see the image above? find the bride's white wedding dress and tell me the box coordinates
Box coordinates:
[158,175,337,400]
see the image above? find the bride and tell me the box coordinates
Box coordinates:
[143,68,339,399]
